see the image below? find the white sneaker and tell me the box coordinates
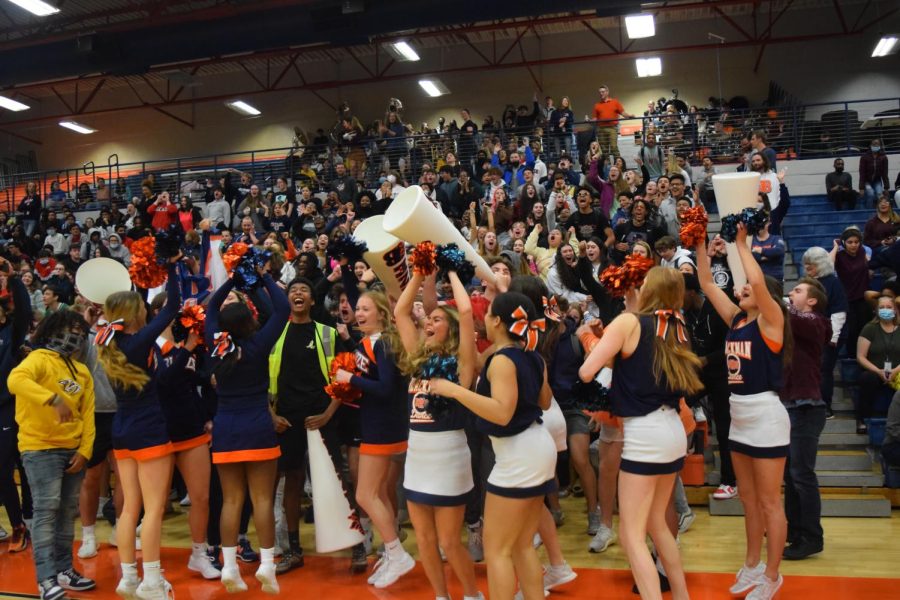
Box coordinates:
[373,551,415,589]
[589,524,616,553]
[109,525,118,547]
[135,579,173,600]
[677,510,695,534]
[179,494,191,507]
[747,574,783,600]
[367,556,388,585]
[693,406,707,423]
[467,520,484,563]
[221,566,247,593]
[188,553,221,579]
[513,589,549,599]
[255,564,279,594]
[713,484,738,500]
[729,563,766,595]
[587,510,601,535]
[544,562,577,590]
[115,576,140,599]
[78,536,98,558]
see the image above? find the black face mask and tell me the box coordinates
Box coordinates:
[511,161,520,168]
[45,332,85,358]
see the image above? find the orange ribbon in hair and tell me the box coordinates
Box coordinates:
[94,319,125,346]
[542,296,561,323]
[508,305,546,352]
[211,331,237,359]
[654,309,689,344]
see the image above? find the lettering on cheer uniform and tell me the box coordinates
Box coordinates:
[725,340,752,384]
[409,379,434,424]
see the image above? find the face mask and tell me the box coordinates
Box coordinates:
[45,332,85,357]
[879,308,895,321]
[109,242,120,249]
[40,258,49,264]
[872,146,881,153]
[47,229,56,236]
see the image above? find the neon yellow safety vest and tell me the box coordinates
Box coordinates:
[268,321,336,402]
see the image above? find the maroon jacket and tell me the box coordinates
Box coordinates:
[781,307,831,403]
[859,151,889,189]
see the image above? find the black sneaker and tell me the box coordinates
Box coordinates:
[275,549,304,574]
[350,543,367,573]
[56,569,96,591]
[783,538,823,560]
[206,545,223,570]
[237,538,259,563]
[825,408,835,420]
[39,578,68,600]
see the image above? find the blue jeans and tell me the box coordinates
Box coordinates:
[21,449,84,583]
[784,405,826,545]
[862,181,885,208]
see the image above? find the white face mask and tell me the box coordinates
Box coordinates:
[109,242,120,249]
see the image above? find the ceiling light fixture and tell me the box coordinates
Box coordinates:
[0,95,30,112]
[418,78,449,97]
[6,0,60,16]
[59,121,96,134]
[390,41,420,61]
[871,35,898,57]
[635,57,662,77]
[625,14,655,39]
[227,100,261,116]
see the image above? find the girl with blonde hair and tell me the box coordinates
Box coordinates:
[579,267,702,600]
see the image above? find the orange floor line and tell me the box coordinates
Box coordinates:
[0,542,896,599]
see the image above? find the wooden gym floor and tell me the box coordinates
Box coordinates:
[1,496,897,598]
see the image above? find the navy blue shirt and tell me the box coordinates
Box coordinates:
[408,374,469,433]
[611,316,684,417]
[350,335,409,445]
[475,347,545,437]
[549,320,582,411]
[725,313,784,395]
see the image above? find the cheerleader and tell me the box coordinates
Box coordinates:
[334,290,412,589]
[428,292,556,600]
[149,296,218,579]
[96,258,181,600]
[697,225,790,600]
[394,269,482,600]
[578,267,702,600]
[205,264,290,594]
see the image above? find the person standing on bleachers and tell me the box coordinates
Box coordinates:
[592,85,634,157]
[859,139,889,208]
[856,296,900,434]
[825,159,856,211]
[205,188,231,232]
[750,130,777,173]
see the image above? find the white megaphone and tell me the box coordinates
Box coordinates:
[353,215,410,300]
[383,185,496,284]
[307,429,365,553]
[75,257,133,304]
[712,172,761,292]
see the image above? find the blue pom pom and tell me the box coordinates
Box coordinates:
[740,207,769,236]
[719,214,741,243]
[435,243,475,284]
[572,380,612,413]
[326,236,369,263]
[419,354,459,418]
[232,246,273,292]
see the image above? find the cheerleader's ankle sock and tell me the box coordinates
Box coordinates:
[385,538,405,561]
[222,546,238,570]
[143,560,161,586]
[191,542,207,557]
[260,547,275,567]
[121,562,138,579]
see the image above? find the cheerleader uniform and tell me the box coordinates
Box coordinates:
[111,264,180,461]
[156,339,210,452]
[349,334,409,455]
[612,316,687,475]
[206,276,290,464]
[725,313,789,458]
[403,375,473,506]
[476,347,556,497]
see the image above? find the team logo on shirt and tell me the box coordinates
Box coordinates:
[725,340,752,384]
[409,379,434,424]
[58,378,82,395]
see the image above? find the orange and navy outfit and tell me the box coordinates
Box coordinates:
[111,263,180,461]
[206,275,290,464]
[156,338,211,453]
[350,334,409,455]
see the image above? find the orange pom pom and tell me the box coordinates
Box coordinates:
[411,241,437,276]
[599,254,654,298]
[325,352,363,404]
[128,237,167,289]
[222,242,249,274]
[679,205,709,249]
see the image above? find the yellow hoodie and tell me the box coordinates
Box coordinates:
[9,348,95,459]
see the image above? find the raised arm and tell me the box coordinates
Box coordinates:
[249,273,291,352]
[579,312,635,382]
[205,278,235,347]
[735,225,783,338]
[395,272,424,355]
[696,237,741,325]
[448,271,476,389]
[125,263,181,364]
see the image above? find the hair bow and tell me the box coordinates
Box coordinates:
[654,309,688,344]
[94,319,125,346]
[508,305,546,352]
[542,296,561,323]
[211,331,237,359]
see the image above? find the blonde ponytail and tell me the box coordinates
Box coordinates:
[98,290,151,392]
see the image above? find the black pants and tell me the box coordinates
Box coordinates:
[464,424,494,526]
[820,342,840,410]
[207,461,252,547]
[845,299,871,359]
[0,421,26,528]
[883,441,900,467]
[706,375,735,487]
[857,371,890,421]
[828,189,857,211]
[784,405,826,545]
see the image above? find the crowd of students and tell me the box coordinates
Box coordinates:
[1,113,895,600]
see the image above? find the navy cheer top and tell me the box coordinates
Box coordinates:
[475,347,544,437]
[408,374,469,433]
[725,313,783,395]
[350,334,409,445]
[611,315,684,417]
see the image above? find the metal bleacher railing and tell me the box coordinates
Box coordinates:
[1,96,898,214]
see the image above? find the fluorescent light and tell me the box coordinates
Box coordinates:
[227,100,261,116]
[418,78,449,97]
[6,0,60,16]
[625,14,655,39]
[0,95,30,112]
[391,41,420,61]
[635,57,662,77]
[59,121,96,134]
[872,35,898,57]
